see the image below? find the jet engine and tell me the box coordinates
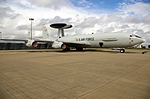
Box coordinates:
[52,41,66,49]
[26,40,38,48]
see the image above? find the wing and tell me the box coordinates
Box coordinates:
[0,38,54,43]
[63,41,91,47]
[34,38,54,43]
[0,38,27,42]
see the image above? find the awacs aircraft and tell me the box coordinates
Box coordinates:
[0,23,145,53]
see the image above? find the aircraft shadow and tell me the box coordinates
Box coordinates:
[54,49,138,54]
[22,49,140,54]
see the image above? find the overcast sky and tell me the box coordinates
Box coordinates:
[0,0,150,44]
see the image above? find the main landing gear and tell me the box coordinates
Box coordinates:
[63,47,70,51]
[62,47,83,51]
[76,47,83,51]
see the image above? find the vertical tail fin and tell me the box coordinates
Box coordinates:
[42,25,50,39]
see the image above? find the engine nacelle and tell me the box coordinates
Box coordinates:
[26,40,38,48]
[52,41,66,49]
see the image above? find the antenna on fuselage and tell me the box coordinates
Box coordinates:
[50,23,72,38]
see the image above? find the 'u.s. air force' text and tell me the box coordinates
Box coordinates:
[75,37,94,41]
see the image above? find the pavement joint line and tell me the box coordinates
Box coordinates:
[75,63,147,99]
[0,49,150,98]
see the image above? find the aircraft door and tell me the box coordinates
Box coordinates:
[99,42,103,47]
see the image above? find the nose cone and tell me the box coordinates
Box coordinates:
[132,38,145,45]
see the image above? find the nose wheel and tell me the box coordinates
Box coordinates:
[120,49,125,53]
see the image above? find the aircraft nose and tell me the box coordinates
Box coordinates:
[133,38,145,45]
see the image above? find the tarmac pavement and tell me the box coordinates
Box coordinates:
[0,49,150,99]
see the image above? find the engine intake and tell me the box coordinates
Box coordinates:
[26,40,38,48]
[52,41,66,49]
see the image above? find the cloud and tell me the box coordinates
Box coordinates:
[0,7,20,23]
[0,0,150,45]
[79,17,98,28]
[32,0,73,9]
[16,25,29,30]
[70,0,94,9]
[142,14,150,24]
[0,6,22,33]
[123,16,141,23]
[118,2,150,17]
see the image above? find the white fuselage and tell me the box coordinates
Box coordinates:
[58,33,144,48]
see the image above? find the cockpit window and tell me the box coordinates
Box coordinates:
[130,34,142,38]
[135,35,142,38]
